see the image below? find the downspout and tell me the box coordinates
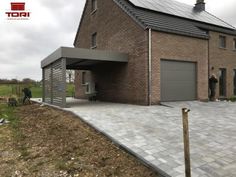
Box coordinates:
[208,34,210,99]
[148,28,152,105]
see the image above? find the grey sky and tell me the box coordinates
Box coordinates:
[0,0,235,80]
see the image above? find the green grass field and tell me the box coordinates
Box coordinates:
[0,84,75,98]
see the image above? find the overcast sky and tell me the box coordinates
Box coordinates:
[0,0,235,81]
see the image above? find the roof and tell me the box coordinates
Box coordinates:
[41,47,128,69]
[74,0,236,45]
[128,0,235,29]
[113,0,236,38]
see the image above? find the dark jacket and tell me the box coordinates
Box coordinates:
[209,76,218,90]
[22,88,32,98]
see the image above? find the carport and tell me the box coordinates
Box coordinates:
[41,47,128,107]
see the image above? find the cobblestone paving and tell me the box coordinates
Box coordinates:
[64,99,236,177]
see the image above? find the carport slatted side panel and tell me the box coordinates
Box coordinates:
[52,60,64,106]
[44,66,52,104]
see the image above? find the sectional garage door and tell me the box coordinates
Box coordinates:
[161,60,197,101]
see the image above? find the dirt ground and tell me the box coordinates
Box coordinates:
[0,103,159,177]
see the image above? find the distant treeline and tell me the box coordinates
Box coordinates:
[0,78,41,84]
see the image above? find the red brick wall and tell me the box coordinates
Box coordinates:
[151,31,209,103]
[74,70,93,99]
[74,0,149,104]
[209,31,236,98]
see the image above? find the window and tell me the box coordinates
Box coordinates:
[82,71,86,85]
[86,84,90,93]
[233,38,236,50]
[91,32,97,48]
[91,0,97,12]
[234,70,236,95]
[219,35,226,48]
[219,68,226,96]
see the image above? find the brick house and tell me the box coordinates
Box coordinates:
[41,0,236,107]
[73,0,236,105]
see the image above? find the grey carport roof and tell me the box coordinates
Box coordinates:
[41,47,128,69]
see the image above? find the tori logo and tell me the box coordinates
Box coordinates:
[11,2,25,10]
[5,2,30,20]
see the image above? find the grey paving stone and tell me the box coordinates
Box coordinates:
[60,99,236,177]
[168,170,181,177]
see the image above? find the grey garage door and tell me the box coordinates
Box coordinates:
[161,60,196,101]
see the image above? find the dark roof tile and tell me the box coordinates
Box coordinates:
[128,0,235,29]
[114,0,236,38]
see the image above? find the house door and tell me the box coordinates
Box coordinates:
[219,68,226,97]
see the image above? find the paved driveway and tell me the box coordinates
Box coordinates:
[65,99,236,177]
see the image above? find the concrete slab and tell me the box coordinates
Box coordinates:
[34,98,236,177]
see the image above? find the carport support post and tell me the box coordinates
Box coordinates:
[50,64,53,104]
[42,68,45,102]
[182,108,191,177]
[61,58,67,108]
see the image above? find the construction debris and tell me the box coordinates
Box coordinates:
[0,118,9,126]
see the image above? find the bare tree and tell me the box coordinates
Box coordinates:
[66,70,75,83]
[22,78,35,84]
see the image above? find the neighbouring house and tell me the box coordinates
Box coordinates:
[41,0,236,107]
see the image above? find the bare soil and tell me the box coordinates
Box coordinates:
[0,103,159,177]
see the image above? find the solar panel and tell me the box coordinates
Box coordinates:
[128,0,235,29]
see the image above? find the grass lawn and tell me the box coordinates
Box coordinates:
[66,84,75,97]
[0,85,14,96]
[0,83,75,98]
[0,104,16,123]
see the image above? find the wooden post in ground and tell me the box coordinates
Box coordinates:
[182,108,191,177]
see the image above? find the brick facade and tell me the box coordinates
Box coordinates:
[74,0,236,105]
[209,31,236,98]
[151,31,209,104]
[74,0,149,105]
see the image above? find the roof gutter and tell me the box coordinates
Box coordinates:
[148,28,152,105]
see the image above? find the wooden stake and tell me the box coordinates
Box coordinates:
[182,108,191,177]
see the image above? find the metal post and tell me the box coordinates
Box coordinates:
[42,68,45,102]
[50,64,53,104]
[182,108,191,177]
[148,28,152,105]
[61,58,67,108]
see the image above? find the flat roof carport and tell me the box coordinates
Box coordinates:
[41,47,128,107]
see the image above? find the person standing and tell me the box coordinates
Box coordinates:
[209,74,218,101]
[22,88,32,104]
